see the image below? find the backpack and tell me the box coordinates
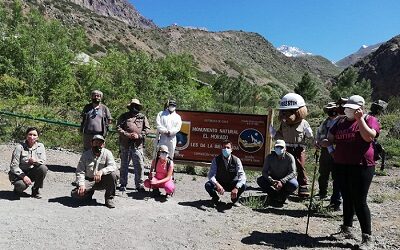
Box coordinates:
[364,115,384,161]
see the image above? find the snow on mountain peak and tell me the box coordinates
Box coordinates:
[277,45,312,57]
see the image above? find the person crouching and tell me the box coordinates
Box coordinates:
[144,145,175,197]
[257,140,298,206]
[71,135,117,208]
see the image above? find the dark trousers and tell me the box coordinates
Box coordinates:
[9,164,48,192]
[257,176,298,201]
[205,180,246,203]
[72,172,117,200]
[335,164,374,234]
[318,148,341,205]
[286,146,308,186]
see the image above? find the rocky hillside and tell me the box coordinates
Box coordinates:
[6,0,341,91]
[353,35,400,100]
[336,42,383,68]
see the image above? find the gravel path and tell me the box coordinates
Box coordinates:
[0,144,399,249]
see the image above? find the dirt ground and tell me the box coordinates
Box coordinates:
[0,143,399,250]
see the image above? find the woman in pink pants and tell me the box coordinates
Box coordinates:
[144,145,175,196]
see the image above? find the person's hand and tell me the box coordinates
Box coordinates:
[274,181,283,191]
[231,187,238,200]
[129,132,139,139]
[150,178,158,185]
[94,170,103,183]
[354,108,364,121]
[22,176,32,186]
[216,183,225,195]
[28,158,36,165]
[78,185,86,196]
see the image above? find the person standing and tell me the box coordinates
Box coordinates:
[117,98,150,192]
[80,90,112,151]
[205,140,247,207]
[315,102,342,210]
[156,99,182,159]
[325,95,380,249]
[8,127,48,199]
[71,135,117,208]
[257,140,298,206]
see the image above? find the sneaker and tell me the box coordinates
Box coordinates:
[31,188,42,199]
[330,225,357,241]
[13,189,31,197]
[210,196,220,207]
[359,233,374,250]
[119,186,127,192]
[105,199,115,209]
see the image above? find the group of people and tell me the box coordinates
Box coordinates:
[7,90,383,249]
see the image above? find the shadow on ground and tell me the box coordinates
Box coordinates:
[47,164,76,173]
[241,230,355,249]
[48,196,102,208]
[0,190,29,200]
[178,199,233,213]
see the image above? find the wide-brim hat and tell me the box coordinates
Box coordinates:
[127,98,142,107]
[343,95,365,109]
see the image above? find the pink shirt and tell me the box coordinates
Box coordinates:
[330,115,380,167]
[152,158,174,180]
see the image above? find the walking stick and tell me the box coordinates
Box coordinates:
[306,150,319,235]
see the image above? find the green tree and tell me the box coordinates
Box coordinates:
[294,72,319,101]
[330,67,372,101]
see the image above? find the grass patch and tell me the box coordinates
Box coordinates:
[242,195,267,209]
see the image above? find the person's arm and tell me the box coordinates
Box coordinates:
[156,111,168,134]
[168,114,182,136]
[303,120,314,139]
[140,116,151,138]
[262,155,272,182]
[208,158,218,184]
[235,158,246,189]
[76,155,87,187]
[99,150,117,175]
[35,143,46,165]
[116,114,130,137]
[355,111,377,142]
[9,144,24,176]
[105,105,113,125]
[280,154,297,184]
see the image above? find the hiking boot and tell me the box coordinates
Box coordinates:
[137,186,146,193]
[330,225,357,241]
[327,203,341,212]
[105,199,115,209]
[359,233,374,250]
[119,185,127,192]
[298,185,310,197]
[31,188,42,199]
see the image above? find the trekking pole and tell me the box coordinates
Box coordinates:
[306,158,318,235]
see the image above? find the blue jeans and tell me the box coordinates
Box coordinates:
[119,146,144,188]
[257,176,298,201]
[205,180,246,203]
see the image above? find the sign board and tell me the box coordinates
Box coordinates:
[174,110,268,168]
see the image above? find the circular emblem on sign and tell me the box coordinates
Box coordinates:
[238,129,264,153]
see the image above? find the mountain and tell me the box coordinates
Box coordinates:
[5,0,341,92]
[353,35,400,101]
[277,45,312,57]
[336,42,383,68]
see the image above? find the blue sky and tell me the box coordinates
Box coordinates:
[130,0,400,62]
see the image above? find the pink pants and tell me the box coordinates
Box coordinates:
[144,178,175,194]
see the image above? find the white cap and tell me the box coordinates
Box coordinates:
[279,93,306,110]
[343,95,365,109]
[275,139,286,148]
